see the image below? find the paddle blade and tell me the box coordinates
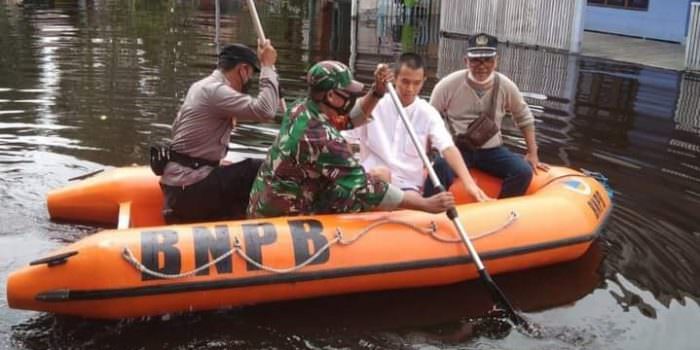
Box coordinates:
[477,268,529,328]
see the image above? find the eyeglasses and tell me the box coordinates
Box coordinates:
[469,58,495,66]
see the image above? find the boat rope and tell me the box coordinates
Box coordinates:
[427,210,518,242]
[122,245,235,280]
[335,210,518,244]
[122,210,519,279]
[527,170,613,199]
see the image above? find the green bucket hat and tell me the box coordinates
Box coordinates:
[306,60,365,96]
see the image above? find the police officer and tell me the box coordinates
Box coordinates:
[159,40,280,223]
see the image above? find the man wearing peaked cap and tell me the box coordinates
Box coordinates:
[158,40,280,224]
[247,60,455,218]
[467,32,498,58]
[219,43,261,72]
[428,33,549,199]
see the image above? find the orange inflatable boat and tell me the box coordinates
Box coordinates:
[7,166,612,319]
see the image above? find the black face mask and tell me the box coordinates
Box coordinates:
[239,69,253,94]
[322,90,358,131]
[241,79,253,94]
[323,90,357,116]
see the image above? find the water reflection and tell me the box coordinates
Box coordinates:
[1,1,700,349]
[676,74,700,128]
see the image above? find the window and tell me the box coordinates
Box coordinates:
[587,0,649,10]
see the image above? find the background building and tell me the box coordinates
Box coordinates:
[585,0,695,43]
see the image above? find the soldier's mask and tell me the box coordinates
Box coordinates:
[323,89,357,128]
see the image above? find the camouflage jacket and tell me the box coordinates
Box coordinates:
[247,99,401,218]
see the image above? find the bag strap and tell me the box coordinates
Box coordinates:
[486,74,500,120]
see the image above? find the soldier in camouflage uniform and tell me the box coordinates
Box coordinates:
[248,61,454,218]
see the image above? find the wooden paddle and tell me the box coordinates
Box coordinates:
[245,0,287,113]
[386,82,530,328]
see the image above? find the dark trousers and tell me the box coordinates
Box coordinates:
[160,158,262,224]
[424,146,533,199]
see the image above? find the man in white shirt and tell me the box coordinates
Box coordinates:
[344,53,489,201]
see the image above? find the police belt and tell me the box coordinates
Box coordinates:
[170,151,219,169]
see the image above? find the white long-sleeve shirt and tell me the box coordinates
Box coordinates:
[344,95,454,191]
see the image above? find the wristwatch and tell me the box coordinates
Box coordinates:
[370,84,384,99]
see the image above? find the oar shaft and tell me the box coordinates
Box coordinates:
[450,210,487,270]
[215,0,220,54]
[387,83,487,271]
[245,0,287,113]
[246,0,266,41]
[387,82,529,328]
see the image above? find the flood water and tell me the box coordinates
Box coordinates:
[1,0,699,349]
